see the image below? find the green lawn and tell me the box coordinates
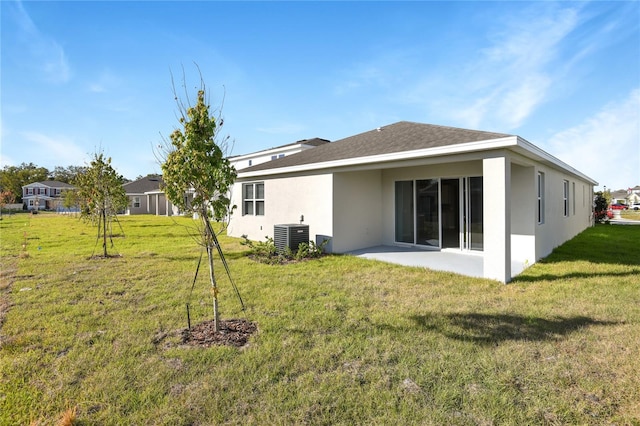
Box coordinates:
[1,213,639,425]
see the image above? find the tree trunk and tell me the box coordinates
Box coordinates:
[202,209,220,332]
[102,208,107,257]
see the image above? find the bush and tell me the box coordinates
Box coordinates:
[241,235,329,264]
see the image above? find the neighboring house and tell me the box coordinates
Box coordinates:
[610,189,629,205]
[228,138,330,170]
[123,175,188,216]
[227,121,597,283]
[22,181,74,211]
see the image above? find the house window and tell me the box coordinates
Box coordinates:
[279,154,285,158]
[537,172,545,224]
[271,155,277,161]
[248,160,252,166]
[563,180,569,217]
[133,196,141,208]
[242,182,264,216]
[572,182,576,215]
[28,188,34,195]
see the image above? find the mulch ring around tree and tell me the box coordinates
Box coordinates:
[181,318,257,348]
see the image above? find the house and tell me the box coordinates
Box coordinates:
[228,138,330,171]
[22,180,74,211]
[122,175,188,216]
[227,121,597,283]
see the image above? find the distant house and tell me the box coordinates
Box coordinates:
[22,181,74,211]
[228,138,330,170]
[227,121,598,283]
[123,175,177,216]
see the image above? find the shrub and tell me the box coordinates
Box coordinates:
[241,235,329,264]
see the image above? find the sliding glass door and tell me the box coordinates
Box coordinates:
[394,177,483,251]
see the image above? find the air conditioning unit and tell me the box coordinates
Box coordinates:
[274,224,309,253]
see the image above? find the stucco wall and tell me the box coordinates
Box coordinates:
[332,170,383,252]
[227,173,334,244]
[534,165,594,261]
[510,163,536,267]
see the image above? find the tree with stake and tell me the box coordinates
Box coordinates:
[160,78,239,333]
[75,153,128,257]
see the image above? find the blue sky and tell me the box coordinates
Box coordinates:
[1,1,639,190]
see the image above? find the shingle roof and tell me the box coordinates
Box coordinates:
[238,121,512,173]
[29,180,74,188]
[123,176,164,193]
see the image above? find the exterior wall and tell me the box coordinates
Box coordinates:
[510,163,536,270]
[126,194,150,215]
[332,170,383,253]
[380,160,483,245]
[534,165,594,261]
[227,173,334,245]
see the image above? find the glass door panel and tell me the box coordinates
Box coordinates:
[416,179,439,247]
[441,179,460,248]
[469,176,483,251]
[395,181,414,243]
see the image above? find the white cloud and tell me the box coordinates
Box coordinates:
[546,88,640,190]
[21,132,88,166]
[451,5,580,130]
[12,0,71,84]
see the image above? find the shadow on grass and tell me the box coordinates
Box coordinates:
[511,268,640,283]
[410,313,617,345]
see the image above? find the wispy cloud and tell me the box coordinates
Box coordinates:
[449,4,581,130]
[21,132,88,166]
[11,0,71,84]
[546,88,640,190]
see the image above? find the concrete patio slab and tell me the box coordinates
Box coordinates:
[348,245,529,281]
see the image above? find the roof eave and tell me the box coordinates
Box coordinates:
[238,136,519,178]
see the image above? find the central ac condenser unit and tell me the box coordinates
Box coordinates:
[274,224,309,253]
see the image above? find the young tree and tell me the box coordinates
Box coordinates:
[75,153,128,257]
[0,190,16,220]
[160,80,238,332]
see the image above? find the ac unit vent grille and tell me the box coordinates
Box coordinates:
[274,224,309,253]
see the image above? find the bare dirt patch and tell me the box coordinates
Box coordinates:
[181,318,257,348]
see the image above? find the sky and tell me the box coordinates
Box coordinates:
[1,1,639,191]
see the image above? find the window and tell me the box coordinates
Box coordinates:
[537,172,545,224]
[572,182,576,215]
[248,160,252,166]
[133,196,141,208]
[271,155,277,161]
[243,182,264,216]
[28,188,34,195]
[563,180,569,217]
[278,154,285,158]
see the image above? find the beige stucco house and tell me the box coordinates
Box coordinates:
[227,121,597,283]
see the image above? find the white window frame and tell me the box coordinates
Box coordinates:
[563,180,569,217]
[133,196,141,208]
[242,182,264,216]
[537,172,545,224]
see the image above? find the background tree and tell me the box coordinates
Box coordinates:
[159,78,238,332]
[75,153,128,257]
[593,191,609,223]
[0,163,49,203]
[62,188,81,215]
[51,165,87,184]
[0,190,16,219]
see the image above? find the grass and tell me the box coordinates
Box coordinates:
[1,213,639,425]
